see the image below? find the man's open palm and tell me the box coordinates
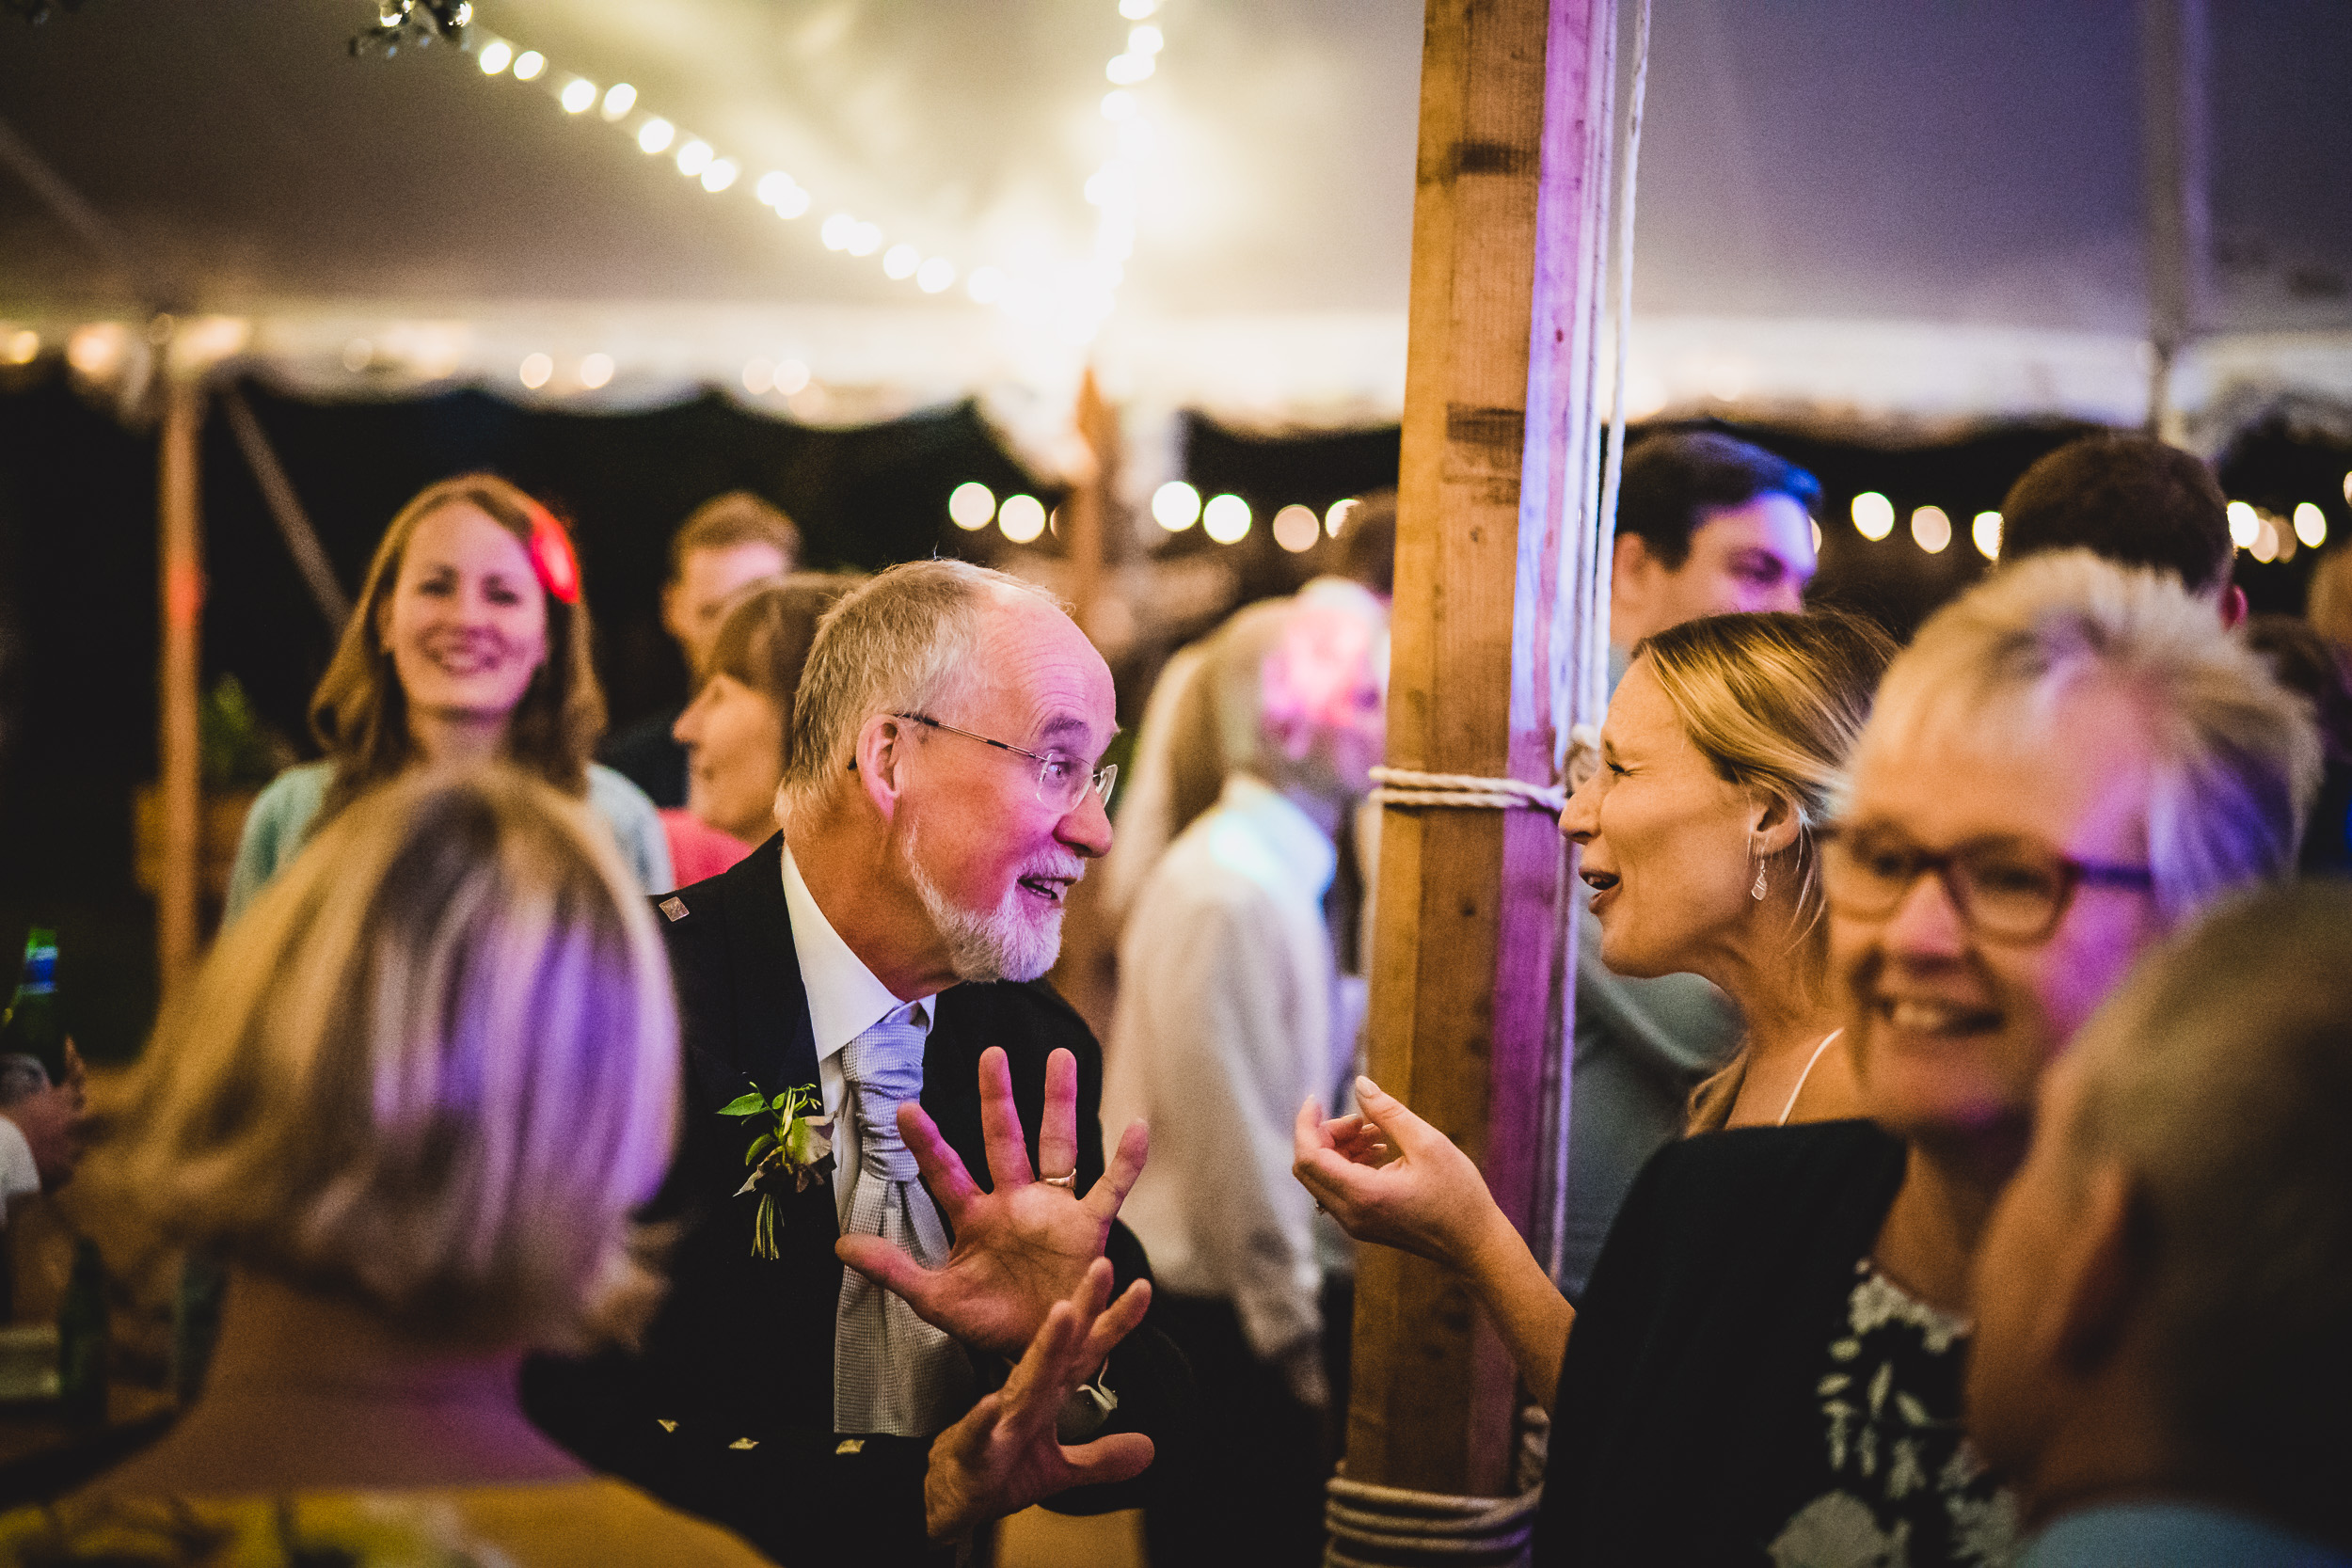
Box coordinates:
[837,1045,1149,1356]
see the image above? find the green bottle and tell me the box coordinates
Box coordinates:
[56,1237,108,1425]
[0,927,67,1088]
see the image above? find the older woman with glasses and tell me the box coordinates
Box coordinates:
[1297,552,2319,1566]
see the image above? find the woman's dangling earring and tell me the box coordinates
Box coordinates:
[1751,853,1769,901]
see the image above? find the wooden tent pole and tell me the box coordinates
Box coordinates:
[2140,0,2209,441]
[156,366,206,996]
[1067,366,1113,641]
[1347,0,1616,1500]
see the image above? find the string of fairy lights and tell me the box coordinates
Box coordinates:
[453,0,1168,386]
[1846,484,2330,564]
[943,475,1364,554]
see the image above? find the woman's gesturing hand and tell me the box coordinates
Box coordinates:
[1295,1075,1578,1411]
[1293,1076,1510,1274]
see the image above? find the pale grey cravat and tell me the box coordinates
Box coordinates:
[834,1003,972,1434]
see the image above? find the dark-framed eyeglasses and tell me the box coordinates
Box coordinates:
[1819,822,2154,943]
[893,713,1118,815]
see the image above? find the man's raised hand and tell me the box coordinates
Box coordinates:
[922,1258,1154,1544]
[836,1045,1149,1356]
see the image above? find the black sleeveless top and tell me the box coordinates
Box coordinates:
[1534,1120,2019,1567]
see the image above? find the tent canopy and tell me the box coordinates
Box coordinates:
[4,0,2350,473]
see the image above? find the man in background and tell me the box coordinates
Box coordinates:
[1105,589,1387,1568]
[1968,881,2352,1566]
[603,491,801,807]
[1561,430,1820,1297]
[1994,431,2246,626]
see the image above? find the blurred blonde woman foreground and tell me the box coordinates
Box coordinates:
[4,769,1146,1565]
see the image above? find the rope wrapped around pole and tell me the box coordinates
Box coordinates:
[1369,766,1566,817]
[1325,1474,1542,1566]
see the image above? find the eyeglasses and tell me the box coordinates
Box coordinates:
[893,713,1118,815]
[1820,823,2154,943]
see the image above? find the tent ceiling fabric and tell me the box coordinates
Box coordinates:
[2,0,2348,467]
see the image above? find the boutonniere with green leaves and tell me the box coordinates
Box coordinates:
[720,1083,833,1259]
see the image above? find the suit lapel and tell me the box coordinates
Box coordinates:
[711,833,821,1101]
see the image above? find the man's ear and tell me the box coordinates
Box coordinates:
[851,712,915,821]
[1613,531,1659,594]
[2219,582,2249,631]
[2050,1164,2142,1378]
[660,579,691,647]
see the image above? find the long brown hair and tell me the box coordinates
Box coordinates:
[310,474,605,819]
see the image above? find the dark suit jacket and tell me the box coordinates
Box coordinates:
[525,834,1187,1568]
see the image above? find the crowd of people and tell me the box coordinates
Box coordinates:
[0,420,2344,1568]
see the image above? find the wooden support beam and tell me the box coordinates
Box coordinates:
[1067,366,1113,643]
[156,372,206,995]
[2139,0,2209,440]
[1348,0,1616,1499]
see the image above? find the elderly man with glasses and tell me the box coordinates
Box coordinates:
[527,560,1185,1568]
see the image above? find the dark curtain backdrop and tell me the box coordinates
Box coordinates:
[0,368,2339,1060]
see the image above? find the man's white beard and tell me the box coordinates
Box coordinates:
[902,822,1068,984]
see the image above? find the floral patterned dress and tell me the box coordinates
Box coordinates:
[1766,1259,2020,1568]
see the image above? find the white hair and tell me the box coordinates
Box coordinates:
[777,559,1065,821]
[1857,550,2320,923]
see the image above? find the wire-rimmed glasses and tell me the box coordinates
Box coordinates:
[894,712,1119,815]
[1820,823,2153,943]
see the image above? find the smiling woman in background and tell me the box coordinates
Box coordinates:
[225,474,670,918]
[660,574,862,884]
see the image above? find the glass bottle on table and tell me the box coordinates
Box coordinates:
[0,926,68,1091]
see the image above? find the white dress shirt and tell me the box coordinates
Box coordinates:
[779,843,937,1229]
[0,1115,38,1223]
[1102,774,1350,1403]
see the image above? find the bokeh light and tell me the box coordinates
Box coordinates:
[518,353,553,389]
[601,84,637,120]
[949,483,996,531]
[999,495,1047,544]
[579,353,613,389]
[1910,505,1951,554]
[512,50,546,81]
[1325,498,1359,537]
[1203,494,1251,545]
[638,119,675,155]
[2294,502,2328,549]
[2228,500,2259,548]
[1153,481,1201,531]
[477,39,513,74]
[1851,491,1895,541]
[742,358,773,394]
[1273,504,1320,553]
[1973,511,2002,560]
[560,78,597,113]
